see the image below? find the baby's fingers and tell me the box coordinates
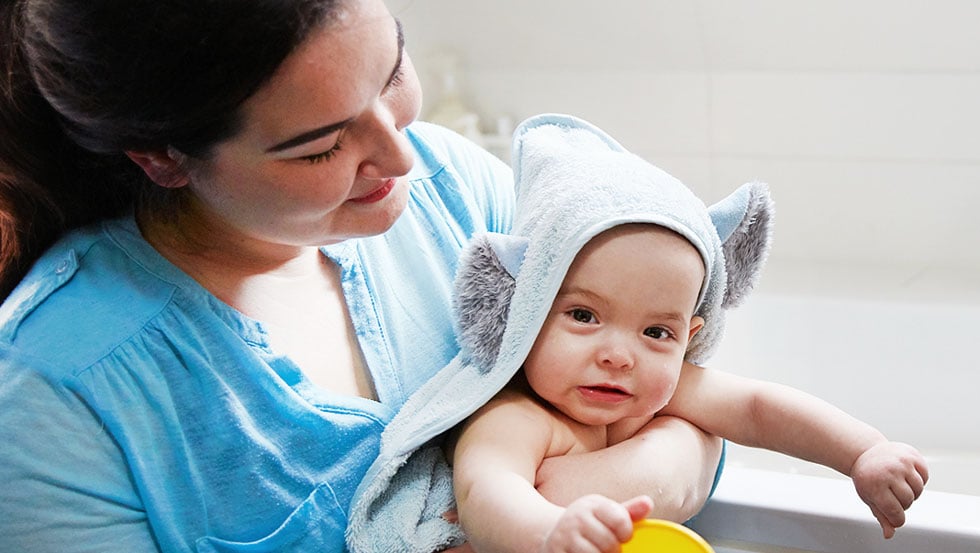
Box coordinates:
[553,495,633,552]
[870,505,897,540]
[865,487,911,539]
[910,457,929,500]
[620,495,654,524]
[893,480,919,510]
[880,497,907,532]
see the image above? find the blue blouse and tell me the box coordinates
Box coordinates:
[0,122,514,552]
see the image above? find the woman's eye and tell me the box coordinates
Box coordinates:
[385,64,405,91]
[385,20,406,93]
[643,326,671,340]
[569,309,595,324]
[301,140,343,164]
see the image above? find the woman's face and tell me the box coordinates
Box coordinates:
[182,0,422,250]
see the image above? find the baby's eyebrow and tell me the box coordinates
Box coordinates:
[554,287,599,303]
[650,311,687,325]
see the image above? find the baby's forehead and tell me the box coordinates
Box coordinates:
[586,223,706,266]
[572,222,708,306]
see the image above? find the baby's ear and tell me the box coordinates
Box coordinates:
[708,182,775,309]
[453,233,529,372]
[688,315,705,341]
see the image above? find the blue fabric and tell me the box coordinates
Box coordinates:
[709,440,727,499]
[0,121,514,553]
[683,441,727,530]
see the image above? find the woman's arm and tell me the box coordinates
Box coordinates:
[0,366,160,553]
[533,412,723,522]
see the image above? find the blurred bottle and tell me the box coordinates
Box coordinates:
[426,56,483,144]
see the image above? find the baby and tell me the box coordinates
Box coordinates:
[448,115,928,553]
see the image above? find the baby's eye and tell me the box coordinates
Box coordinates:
[569,308,596,324]
[643,326,672,340]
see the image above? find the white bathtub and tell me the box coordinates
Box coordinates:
[688,272,980,552]
[687,446,980,552]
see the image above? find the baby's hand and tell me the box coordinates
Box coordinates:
[541,494,652,553]
[850,441,929,539]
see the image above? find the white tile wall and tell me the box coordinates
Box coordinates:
[698,0,980,72]
[394,0,980,464]
[710,73,980,161]
[711,293,980,451]
[397,0,980,304]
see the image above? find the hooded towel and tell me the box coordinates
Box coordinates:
[346,114,773,552]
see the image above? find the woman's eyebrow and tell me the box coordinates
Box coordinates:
[265,119,350,153]
[265,19,404,155]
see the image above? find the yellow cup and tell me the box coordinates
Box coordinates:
[621,519,715,552]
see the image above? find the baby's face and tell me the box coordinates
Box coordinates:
[523,224,705,426]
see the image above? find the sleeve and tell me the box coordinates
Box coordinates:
[0,357,160,553]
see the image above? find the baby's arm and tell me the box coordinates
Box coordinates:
[664,365,929,538]
[534,414,721,521]
[452,392,649,552]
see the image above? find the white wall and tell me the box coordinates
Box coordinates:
[711,294,980,451]
[396,0,980,299]
[395,0,980,451]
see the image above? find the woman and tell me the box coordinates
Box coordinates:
[0,0,722,551]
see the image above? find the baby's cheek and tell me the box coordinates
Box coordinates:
[647,371,680,413]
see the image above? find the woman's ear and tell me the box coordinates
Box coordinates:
[125,149,190,189]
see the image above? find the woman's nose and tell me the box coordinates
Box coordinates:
[357,106,415,179]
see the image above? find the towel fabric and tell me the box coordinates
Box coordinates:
[346,114,773,552]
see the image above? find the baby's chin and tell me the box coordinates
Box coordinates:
[561,406,654,428]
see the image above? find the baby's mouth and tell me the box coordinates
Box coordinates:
[578,384,632,403]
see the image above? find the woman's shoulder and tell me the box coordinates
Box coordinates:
[0,220,183,375]
[405,120,482,162]
[403,120,515,234]
[406,121,512,182]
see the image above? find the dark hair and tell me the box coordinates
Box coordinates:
[0,0,340,300]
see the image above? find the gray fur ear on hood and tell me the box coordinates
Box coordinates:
[452,232,529,373]
[708,182,775,309]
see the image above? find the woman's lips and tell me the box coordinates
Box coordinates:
[349,178,396,204]
[577,385,633,403]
